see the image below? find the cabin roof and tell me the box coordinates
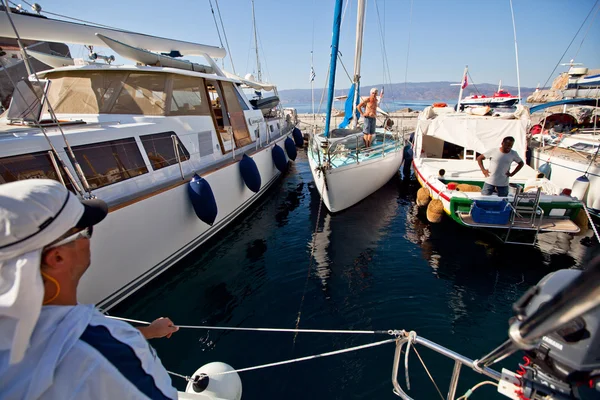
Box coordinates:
[35,64,240,83]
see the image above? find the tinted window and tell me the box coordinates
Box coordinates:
[46,71,127,114]
[110,73,167,115]
[140,132,190,170]
[235,87,249,111]
[71,138,148,189]
[169,76,210,116]
[0,151,74,192]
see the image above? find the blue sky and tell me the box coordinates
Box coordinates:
[21,0,600,91]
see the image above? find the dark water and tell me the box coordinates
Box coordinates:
[113,150,595,399]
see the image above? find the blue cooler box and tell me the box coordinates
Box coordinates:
[471,200,511,224]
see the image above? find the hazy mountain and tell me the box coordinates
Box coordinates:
[278,82,536,104]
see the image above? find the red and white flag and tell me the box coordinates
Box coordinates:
[461,74,468,89]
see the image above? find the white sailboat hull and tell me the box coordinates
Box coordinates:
[308,145,403,213]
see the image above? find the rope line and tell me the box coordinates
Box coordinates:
[190,339,397,377]
[412,346,445,400]
[293,176,328,343]
[107,316,395,335]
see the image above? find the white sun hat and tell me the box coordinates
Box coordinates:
[0,179,107,364]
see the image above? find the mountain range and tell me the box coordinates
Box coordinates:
[278,82,536,104]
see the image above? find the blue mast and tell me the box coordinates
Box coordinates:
[323,0,344,138]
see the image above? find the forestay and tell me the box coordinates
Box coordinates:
[416,107,530,159]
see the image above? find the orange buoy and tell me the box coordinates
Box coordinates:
[416,187,431,207]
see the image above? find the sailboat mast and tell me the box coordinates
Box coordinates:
[323,0,344,138]
[509,0,521,102]
[251,0,262,82]
[351,0,367,129]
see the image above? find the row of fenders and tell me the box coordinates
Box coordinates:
[188,128,304,225]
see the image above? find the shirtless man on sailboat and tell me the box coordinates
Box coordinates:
[358,87,384,148]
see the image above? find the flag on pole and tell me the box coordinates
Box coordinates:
[310,66,316,83]
[461,74,468,89]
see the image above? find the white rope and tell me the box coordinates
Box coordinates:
[581,203,600,242]
[199,339,396,377]
[107,316,392,335]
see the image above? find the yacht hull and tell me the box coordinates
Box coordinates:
[81,135,289,310]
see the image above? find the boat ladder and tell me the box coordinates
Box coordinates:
[504,186,543,245]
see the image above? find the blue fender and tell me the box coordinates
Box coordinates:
[272,144,288,172]
[538,162,552,179]
[188,174,218,226]
[284,137,297,161]
[292,127,304,147]
[239,154,261,193]
[403,144,414,161]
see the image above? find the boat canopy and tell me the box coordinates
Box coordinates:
[529,98,600,114]
[223,71,276,91]
[416,106,529,159]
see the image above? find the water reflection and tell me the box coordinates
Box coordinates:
[401,190,595,333]
[307,175,401,296]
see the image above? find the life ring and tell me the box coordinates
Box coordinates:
[433,102,448,108]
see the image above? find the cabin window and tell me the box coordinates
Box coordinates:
[234,87,249,111]
[46,71,128,114]
[269,125,274,133]
[0,151,73,191]
[110,73,167,115]
[71,138,148,189]
[140,132,190,170]
[169,76,211,116]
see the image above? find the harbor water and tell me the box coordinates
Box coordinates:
[113,150,594,399]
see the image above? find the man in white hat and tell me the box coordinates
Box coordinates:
[358,87,384,148]
[0,180,179,399]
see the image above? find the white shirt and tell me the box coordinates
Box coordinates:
[483,148,523,187]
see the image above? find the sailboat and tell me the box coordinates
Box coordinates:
[307,0,404,213]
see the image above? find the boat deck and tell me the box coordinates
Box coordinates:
[457,213,580,233]
[418,158,535,183]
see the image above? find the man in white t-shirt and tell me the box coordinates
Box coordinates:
[476,136,524,197]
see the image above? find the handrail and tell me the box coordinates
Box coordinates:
[171,134,185,180]
[391,332,502,400]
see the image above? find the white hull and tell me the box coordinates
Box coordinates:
[308,140,403,213]
[82,135,288,310]
[531,149,600,211]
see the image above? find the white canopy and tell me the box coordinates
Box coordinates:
[223,72,276,91]
[416,106,530,159]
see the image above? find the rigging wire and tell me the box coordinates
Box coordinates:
[207,0,225,68]
[8,0,120,29]
[573,0,600,62]
[541,0,599,89]
[372,0,395,110]
[214,0,236,75]
[466,70,481,95]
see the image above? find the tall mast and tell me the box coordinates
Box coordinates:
[251,0,262,82]
[323,0,344,138]
[351,0,367,129]
[509,0,521,102]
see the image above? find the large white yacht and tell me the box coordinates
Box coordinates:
[0,8,300,310]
